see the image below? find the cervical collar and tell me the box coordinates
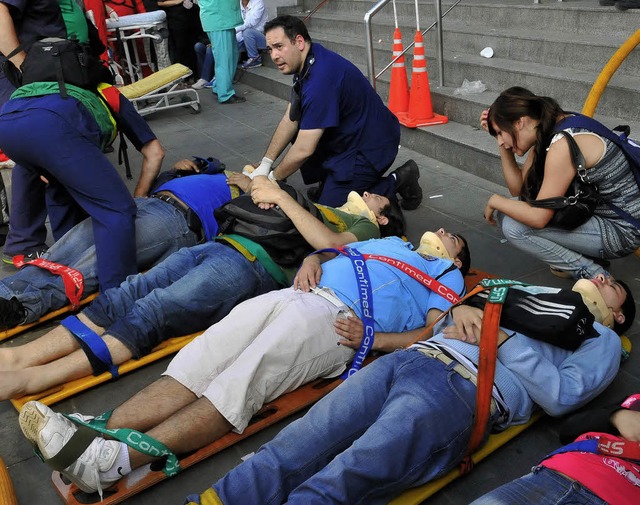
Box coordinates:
[572,279,615,328]
[336,192,378,225]
[415,231,453,260]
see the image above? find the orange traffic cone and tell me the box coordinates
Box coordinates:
[387,27,410,117]
[398,31,448,128]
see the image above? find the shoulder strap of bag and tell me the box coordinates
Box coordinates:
[559,113,640,187]
[527,131,589,210]
[555,115,640,228]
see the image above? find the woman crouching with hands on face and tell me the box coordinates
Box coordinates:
[481,87,640,280]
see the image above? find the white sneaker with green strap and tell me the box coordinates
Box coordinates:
[19,401,180,499]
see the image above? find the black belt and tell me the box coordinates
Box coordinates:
[151,193,204,242]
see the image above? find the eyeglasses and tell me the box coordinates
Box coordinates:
[289,55,314,122]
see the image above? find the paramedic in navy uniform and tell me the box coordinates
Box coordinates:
[246,15,421,209]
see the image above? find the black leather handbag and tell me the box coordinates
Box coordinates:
[528,131,600,230]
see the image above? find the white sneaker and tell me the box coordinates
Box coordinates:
[191,78,210,90]
[19,401,121,498]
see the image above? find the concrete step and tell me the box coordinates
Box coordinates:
[303,11,640,78]
[259,0,640,184]
[311,30,640,123]
[298,0,640,36]
[240,63,640,185]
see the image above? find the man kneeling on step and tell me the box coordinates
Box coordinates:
[18,229,471,498]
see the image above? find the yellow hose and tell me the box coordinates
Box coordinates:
[0,458,18,505]
[582,29,640,117]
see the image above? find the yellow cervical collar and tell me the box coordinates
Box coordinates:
[415,232,453,260]
[572,279,614,328]
[337,192,378,225]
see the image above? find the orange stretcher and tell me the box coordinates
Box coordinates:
[50,269,502,505]
[0,457,18,505]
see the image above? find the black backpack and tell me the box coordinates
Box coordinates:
[467,284,598,350]
[215,183,322,267]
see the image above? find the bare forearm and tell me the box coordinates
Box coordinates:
[0,5,24,67]
[372,327,428,352]
[265,108,299,162]
[499,146,524,196]
[273,190,353,249]
[488,194,553,228]
[134,139,164,196]
[271,141,314,180]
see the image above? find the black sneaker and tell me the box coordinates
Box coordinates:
[615,0,640,9]
[391,160,423,210]
[2,247,48,266]
[220,95,246,105]
[0,297,27,329]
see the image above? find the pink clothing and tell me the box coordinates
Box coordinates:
[543,432,640,505]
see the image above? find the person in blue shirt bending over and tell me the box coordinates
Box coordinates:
[245,15,423,210]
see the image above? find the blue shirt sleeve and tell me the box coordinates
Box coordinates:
[299,70,340,131]
[497,323,621,417]
[116,94,156,151]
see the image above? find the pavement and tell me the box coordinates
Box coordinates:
[1,80,639,504]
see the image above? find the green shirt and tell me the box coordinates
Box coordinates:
[198,0,243,32]
[58,0,89,42]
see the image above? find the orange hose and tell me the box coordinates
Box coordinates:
[582,29,640,117]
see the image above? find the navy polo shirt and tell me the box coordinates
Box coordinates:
[298,43,400,182]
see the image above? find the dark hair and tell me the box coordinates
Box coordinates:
[455,234,471,277]
[614,279,636,335]
[487,87,566,201]
[264,15,312,43]
[378,198,406,238]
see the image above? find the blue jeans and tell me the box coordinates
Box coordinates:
[83,242,279,357]
[470,466,607,505]
[3,164,87,256]
[194,42,214,82]
[499,213,609,279]
[0,101,138,290]
[213,350,491,505]
[241,28,266,58]
[0,198,198,324]
[302,151,399,207]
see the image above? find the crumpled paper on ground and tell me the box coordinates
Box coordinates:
[453,79,487,95]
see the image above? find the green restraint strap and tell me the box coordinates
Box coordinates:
[63,411,181,477]
[216,234,288,287]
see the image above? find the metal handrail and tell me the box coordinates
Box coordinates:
[365,0,462,90]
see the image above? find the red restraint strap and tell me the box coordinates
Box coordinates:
[361,253,462,305]
[13,256,84,309]
[597,435,640,461]
[459,295,503,474]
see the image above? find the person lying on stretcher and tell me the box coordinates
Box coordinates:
[0,156,237,330]
[0,176,405,401]
[470,390,640,505]
[184,274,635,505]
[17,229,470,498]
